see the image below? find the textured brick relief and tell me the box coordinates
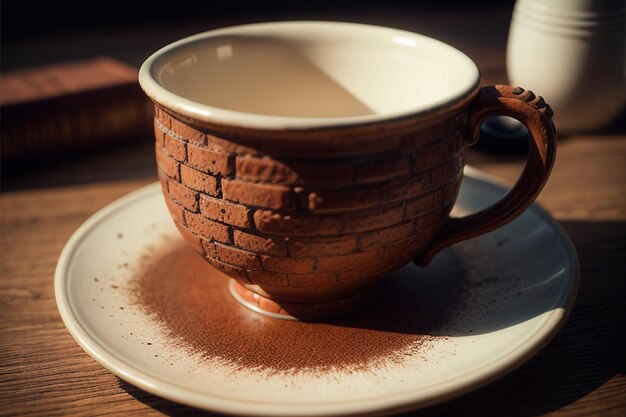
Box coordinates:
[154,108,464,297]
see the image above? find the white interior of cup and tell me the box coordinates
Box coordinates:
[139,21,480,129]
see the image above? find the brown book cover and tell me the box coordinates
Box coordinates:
[1,56,153,165]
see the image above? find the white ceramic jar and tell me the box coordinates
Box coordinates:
[507,0,625,132]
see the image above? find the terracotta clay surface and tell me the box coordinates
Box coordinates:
[154,105,467,318]
[153,84,556,319]
[416,85,557,265]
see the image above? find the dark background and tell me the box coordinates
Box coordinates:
[1,0,511,71]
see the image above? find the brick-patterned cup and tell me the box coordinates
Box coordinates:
[139,22,556,320]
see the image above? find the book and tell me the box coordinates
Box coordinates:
[1,56,153,167]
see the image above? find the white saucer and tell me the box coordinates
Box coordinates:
[55,167,578,417]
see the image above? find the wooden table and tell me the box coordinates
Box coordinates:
[1,5,625,416]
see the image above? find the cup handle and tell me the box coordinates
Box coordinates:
[415,85,557,266]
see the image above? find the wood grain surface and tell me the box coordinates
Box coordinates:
[1,5,625,417]
[2,135,625,416]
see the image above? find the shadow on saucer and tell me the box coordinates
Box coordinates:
[324,232,569,338]
[117,378,212,417]
[395,219,626,416]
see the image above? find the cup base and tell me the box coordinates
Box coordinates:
[228,280,380,321]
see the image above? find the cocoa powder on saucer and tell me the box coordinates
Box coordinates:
[131,242,462,373]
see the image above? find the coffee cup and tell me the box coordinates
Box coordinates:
[139,21,556,320]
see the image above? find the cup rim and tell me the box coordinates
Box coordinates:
[139,21,481,130]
